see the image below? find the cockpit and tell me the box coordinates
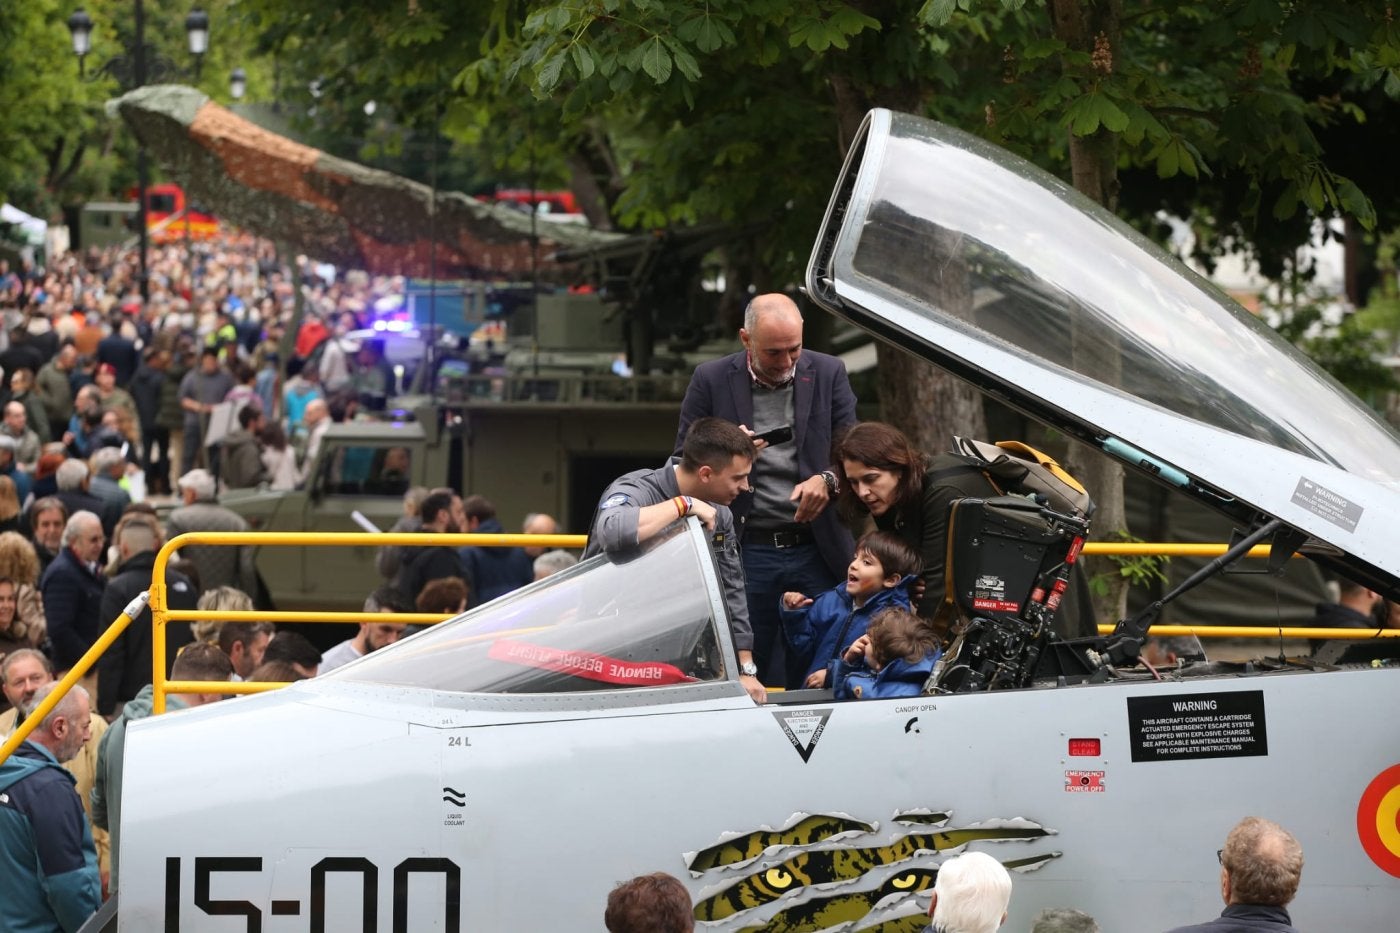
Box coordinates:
[331,522,731,696]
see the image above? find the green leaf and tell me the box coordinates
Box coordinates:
[695,17,725,53]
[570,43,595,81]
[545,7,573,33]
[677,16,702,43]
[1272,181,1300,221]
[1020,37,1065,61]
[523,9,550,36]
[829,6,883,38]
[1119,101,1168,147]
[1336,178,1377,230]
[1099,96,1129,133]
[664,37,702,82]
[537,51,567,92]
[609,68,635,93]
[1065,91,1126,136]
[1156,138,1180,177]
[640,38,673,83]
[918,0,960,27]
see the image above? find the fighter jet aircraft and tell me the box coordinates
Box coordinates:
[109,110,1400,932]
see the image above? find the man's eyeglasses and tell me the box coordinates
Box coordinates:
[1216,849,1224,865]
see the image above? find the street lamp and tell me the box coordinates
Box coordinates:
[67,8,93,75]
[230,67,247,101]
[67,2,211,303]
[185,7,208,79]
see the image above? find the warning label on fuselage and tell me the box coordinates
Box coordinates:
[1292,478,1362,532]
[1127,690,1267,763]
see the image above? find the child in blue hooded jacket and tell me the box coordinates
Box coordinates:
[831,607,942,699]
[780,531,922,689]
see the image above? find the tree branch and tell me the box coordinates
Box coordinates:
[1148,105,1220,125]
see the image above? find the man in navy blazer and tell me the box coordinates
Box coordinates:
[675,293,857,687]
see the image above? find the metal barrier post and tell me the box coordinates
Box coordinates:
[150,573,169,715]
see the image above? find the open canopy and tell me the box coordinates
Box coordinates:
[807,109,1400,590]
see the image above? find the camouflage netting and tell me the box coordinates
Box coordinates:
[110,85,622,276]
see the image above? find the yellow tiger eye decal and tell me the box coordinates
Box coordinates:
[890,871,919,889]
[766,867,795,888]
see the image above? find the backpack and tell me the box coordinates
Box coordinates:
[936,436,1094,520]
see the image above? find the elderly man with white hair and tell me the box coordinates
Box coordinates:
[165,468,256,596]
[54,456,117,539]
[0,682,102,933]
[38,510,107,677]
[927,851,1012,933]
[88,446,132,519]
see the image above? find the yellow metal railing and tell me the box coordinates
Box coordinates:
[2,534,1396,767]
[0,591,151,766]
[147,531,585,713]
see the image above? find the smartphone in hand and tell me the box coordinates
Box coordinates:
[752,424,793,446]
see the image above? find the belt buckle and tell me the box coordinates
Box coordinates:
[774,531,797,549]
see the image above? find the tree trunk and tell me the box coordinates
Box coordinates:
[829,70,982,452]
[877,345,985,454]
[1053,0,1129,626]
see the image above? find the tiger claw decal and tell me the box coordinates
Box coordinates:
[1002,851,1063,872]
[853,912,937,933]
[842,853,1063,933]
[687,814,878,874]
[693,817,1055,922]
[891,810,951,826]
[733,867,937,933]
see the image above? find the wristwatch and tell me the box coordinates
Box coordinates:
[739,661,759,678]
[820,470,839,496]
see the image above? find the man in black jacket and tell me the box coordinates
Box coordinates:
[129,347,170,495]
[38,511,107,675]
[1309,579,1381,657]
[96,313,141,387]
[1163,818,1304,933]
[96,517,197,716]
[395,490,466,606]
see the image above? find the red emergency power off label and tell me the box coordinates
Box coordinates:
[1065,770,1105,792]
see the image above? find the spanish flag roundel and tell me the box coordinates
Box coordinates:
[1357,764,1400,878]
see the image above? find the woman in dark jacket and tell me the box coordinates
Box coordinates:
[834,422,996,629]
[834,421,1097,640]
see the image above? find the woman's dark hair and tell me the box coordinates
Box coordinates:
[833,422,928,520]
[259,421,289,451]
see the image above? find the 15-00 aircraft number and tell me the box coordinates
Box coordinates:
[165,855,462,932]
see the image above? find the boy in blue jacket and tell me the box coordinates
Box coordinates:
[780,531,921,688]
[831,607,942,699]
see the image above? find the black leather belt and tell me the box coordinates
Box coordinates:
[744,528,814,549]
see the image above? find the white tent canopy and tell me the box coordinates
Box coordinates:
[1,203,46,247]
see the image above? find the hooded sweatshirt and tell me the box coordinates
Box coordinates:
[92,684,187,890]
[831,651,940,700]
[780,577,915,680]
[0,741,102,932]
